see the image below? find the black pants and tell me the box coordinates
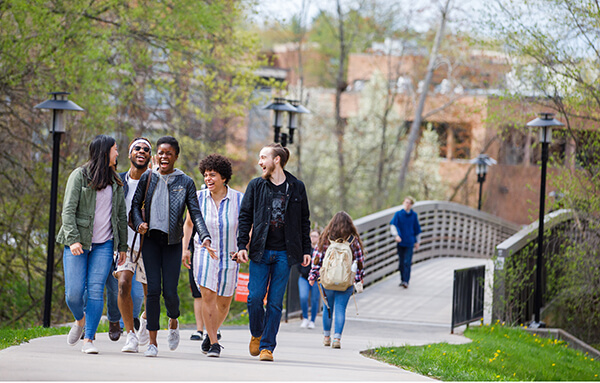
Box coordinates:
[142,231,182,332]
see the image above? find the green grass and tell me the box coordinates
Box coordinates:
[365,322,600,381]
[0,326,71,350]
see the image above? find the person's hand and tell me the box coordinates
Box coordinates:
[117,251,127,266]
[308,279,315,287]
[138,222,148,235]
[182,249,191,269]
[70,242,83,256]
[395,235,402,243]
[151,154,160,171]
[301,254,311,267]
[414,242,420,251]
[237,249,249,264]
[202,239,218,260]
[354,281,364,293]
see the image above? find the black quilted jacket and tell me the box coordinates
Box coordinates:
[130,170,211,245]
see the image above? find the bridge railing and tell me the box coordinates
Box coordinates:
[493,209,573,324]
[354,201,521,287]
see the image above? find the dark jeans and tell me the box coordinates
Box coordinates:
[142,232,182,332]
[396,244,414,284]
[247,250,290,352]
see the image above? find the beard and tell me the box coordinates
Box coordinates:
[261,163,276,180]
[131,157,150,170]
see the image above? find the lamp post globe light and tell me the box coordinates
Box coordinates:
[263,98,310,147]
[526,112,564,328]
[469,154,496,211]
[34,92,84,327]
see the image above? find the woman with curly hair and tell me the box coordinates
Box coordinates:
[182,154,244,358]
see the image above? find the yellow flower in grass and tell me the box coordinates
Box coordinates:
[552,363,555,366]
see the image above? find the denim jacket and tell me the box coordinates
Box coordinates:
[56,167,128,253]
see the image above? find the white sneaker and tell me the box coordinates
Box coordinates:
[67,324,83,346]
[167,319,180,351]
[121,331,139,353]
[308,321,315,329]
[144,344,158,357]
[81,341,99,354]
[137,316,149,346]
[300,318,309,328]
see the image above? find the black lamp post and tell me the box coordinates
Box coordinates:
[469,154,497,210]
[526,112,564,328]
[263,98,310,147]
[35,92,84,327]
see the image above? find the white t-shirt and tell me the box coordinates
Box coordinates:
[125,173,140,251]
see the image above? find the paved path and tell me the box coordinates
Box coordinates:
[0,257,492,381]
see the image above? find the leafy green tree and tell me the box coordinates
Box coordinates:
[0,0,261,327]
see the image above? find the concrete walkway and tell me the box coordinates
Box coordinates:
[0,257,492,381]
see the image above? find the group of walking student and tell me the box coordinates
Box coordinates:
[57,134,369,361]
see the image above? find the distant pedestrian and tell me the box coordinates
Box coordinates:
[308,211,365,349]
[236,143,312,362]
[130,136,215,357]
[57,134,128,354]
[389,196,421,288]
[182,154,243,358]
[298,229,320,329]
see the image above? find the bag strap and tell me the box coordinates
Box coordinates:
[131,169,152,263]
[317,278,331,318]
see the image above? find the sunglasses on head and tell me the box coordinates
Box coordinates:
[133,146,150,153]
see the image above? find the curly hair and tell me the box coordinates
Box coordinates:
[198,154,233,184]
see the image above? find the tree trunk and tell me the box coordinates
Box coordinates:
[335,0,348,211]
[398,0,452,191]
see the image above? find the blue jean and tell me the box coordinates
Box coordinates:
[322,286,353,339]
[63,240,114,340]
[105,267,144,327]
[396,244,414,283]
[248,250,290,352]
[298,276,319,322]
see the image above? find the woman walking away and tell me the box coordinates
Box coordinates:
[298,229,321,329]
[182,154,244,358]
[57,134,128,354]
[308,211,365,349]
[131,136,215,357]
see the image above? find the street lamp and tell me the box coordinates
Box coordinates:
[263,98,310,147]
[526,112,564,328]
[35,92,84,327]
[469,154,497,210]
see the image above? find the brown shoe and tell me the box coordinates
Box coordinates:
[249,336,261,356]
[259,349,273,361]
[108,321,121,342]
[323,336,331,347]
[332,339,341,349]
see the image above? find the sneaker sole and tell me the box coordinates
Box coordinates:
[121,348,139,353]
[207,352,220,357]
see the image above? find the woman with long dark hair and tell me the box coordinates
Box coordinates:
[57,134,128,354]
[131,136,215,357]
[308,211,365,349]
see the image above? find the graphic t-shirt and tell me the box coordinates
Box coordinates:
[265,181,287,251]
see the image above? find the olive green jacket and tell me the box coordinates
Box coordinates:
[56,167,128,253]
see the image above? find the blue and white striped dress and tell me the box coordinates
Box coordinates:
[193,186,244,296]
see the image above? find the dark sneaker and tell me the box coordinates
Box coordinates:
[190,331,203,341]
[108,321,121,341]
[207,343,223,358]
[217,330,222,340]
[201,334,211,354]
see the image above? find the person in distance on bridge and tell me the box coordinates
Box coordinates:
[57,134,128,354]
[235,143,312,362]
[298,228,321,329]
[389,196,421,288]
[308,211,365,349]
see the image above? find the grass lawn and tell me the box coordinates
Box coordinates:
[364,322,600,381]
